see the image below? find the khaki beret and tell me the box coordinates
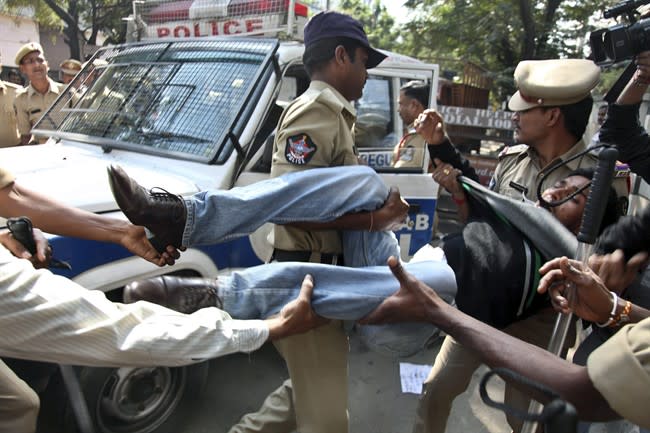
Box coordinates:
[508,59,600,112]
[60,59,82,75]
[15,42,43,65]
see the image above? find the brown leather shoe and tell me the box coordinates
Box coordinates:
[108,164,186,252]
[123,275,221,314]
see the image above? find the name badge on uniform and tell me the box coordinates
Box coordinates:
[285,133,317,165]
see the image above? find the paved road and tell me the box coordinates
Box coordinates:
[181,334,509,433]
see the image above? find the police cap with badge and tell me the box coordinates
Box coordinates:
[15,42,44,65]
[60,59,82,76]
[508,59,600,112]
[500,59,601,160]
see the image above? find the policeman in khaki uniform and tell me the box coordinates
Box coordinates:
[59,58,82,85]
[414,58,629,433]
[490,59,600,201]
[0,54,21,148]
[228,11,408,433]
[13,42,66,145]
[393,80,430,170]
[490,59,629,204]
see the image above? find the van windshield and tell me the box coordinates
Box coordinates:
[34,39,278,163]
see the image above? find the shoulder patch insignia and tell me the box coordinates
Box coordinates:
[285,134,317,165]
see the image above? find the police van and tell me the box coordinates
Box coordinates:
[0,1,441,432]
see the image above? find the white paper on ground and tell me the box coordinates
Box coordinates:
[399,362,433,394]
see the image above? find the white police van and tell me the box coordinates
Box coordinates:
[0,1,440,432]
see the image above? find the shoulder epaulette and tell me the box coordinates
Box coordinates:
[3,82,21,91]
[498,144,528,159]
[314,87,345,112]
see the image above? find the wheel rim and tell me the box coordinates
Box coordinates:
[94,367,186,433]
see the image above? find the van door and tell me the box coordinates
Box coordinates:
[356,62,440,259]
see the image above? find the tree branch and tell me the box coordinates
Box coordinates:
[518,0,537,59]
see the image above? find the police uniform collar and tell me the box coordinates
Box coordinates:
[309,80,356,117]
[526,139,588,170]
[26,77,62,97]
[557,140,589,171]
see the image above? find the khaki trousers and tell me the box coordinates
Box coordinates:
[0,359,39,433]
[413,309,573,433]
[228,320,349,433]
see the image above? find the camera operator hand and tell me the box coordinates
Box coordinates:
[617,50,650,104]
[636,50,650,76]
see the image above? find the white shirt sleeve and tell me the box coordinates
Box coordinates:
[0,246,269,367]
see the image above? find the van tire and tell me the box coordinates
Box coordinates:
[63,362,208,433]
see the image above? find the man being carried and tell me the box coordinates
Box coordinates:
[107,158,620,357]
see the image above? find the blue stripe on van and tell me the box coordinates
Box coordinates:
[48,236,263,279]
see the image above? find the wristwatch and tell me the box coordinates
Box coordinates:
[616,299,632,326]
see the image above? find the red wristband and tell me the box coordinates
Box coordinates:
[452,194,466,206]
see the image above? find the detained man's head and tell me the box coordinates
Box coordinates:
[539,168,620,236]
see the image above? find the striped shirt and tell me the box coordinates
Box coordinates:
[0,246,268,367]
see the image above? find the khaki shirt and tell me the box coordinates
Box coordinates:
[270,80,358,255]
[0,81,20,148]
[14,78,65,143]
[490,140,599,202]
[392,125,427,170]
[587,317,650,427]
[0,166,15,189]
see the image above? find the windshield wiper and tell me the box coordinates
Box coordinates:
[138,128,210,144]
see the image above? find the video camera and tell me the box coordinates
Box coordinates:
[590,0,650,65]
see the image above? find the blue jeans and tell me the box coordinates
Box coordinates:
[182,165,399,267]
[181,165,457,355]
[217,259,457,356]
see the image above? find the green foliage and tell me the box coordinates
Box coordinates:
[336,0,400,52]
[394,0,624,104]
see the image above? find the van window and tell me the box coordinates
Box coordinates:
[355,76,395,148]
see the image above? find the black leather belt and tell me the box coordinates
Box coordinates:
[273,249,343,265]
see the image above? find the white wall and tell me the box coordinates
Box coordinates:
[0,15,39,66]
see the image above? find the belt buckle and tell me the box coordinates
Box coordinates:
[320,253,338,265]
